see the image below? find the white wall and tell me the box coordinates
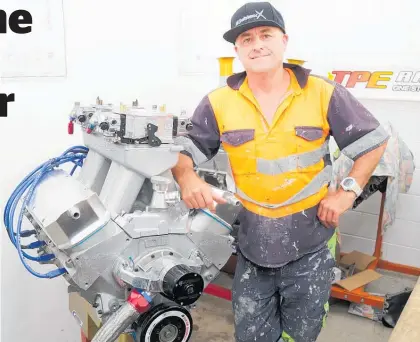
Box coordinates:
[0,0,419,341]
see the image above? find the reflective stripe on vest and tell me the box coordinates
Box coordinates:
[340,125,388,160]
[257,140,330,175]
[236,164,332,209]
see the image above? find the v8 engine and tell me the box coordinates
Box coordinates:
[4,99,241,342]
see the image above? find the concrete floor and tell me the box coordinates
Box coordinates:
[189,270,419,342]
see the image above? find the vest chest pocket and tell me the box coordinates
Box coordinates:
[220,129,256,175]
[294,126,328,170]
[295,126,324,142]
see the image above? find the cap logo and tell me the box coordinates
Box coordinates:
[235,9,267,27]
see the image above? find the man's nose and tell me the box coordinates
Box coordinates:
[252,38,265,50]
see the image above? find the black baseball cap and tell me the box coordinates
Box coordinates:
[223,2,286,44]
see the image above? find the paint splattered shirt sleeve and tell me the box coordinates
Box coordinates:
[327,82,390,160]
[175,95,221,166]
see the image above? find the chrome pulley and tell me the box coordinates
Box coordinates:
[134,303,193,342]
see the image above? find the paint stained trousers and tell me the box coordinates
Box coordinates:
[232,244,336,342]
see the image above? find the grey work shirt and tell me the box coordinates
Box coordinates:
[176,63,390,268]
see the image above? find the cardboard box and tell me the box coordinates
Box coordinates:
[69,292,102,341]
[69,291,134,342]
[335,251,383,292]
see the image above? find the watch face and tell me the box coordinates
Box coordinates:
[343,178,354,187]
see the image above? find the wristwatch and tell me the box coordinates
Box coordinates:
[340,177,363,197]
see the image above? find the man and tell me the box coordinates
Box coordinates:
[172,2,389,341]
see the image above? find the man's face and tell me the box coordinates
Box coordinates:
[234,26,288,73]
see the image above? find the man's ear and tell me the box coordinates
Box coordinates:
[283,33,289,45]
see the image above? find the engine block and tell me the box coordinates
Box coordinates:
[11,99,241,342]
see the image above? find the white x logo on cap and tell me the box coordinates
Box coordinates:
[255,9,266,20]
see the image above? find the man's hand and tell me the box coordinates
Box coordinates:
[177,170,226,212]
[317,140,388,228]
[317,190,356,228]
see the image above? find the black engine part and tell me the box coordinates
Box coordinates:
[133,303,193,342]
[382,287,413,328]
[161,265,204,306]
[353,176,388,209]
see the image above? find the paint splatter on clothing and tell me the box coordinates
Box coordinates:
[235,204,335,268]
[232,245,336,342]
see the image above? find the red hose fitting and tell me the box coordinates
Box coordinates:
[86,123,95,134]
[68,121,74,135]
[127,289,151,314]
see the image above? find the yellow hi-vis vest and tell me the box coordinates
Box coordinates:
[209,69,333,218]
